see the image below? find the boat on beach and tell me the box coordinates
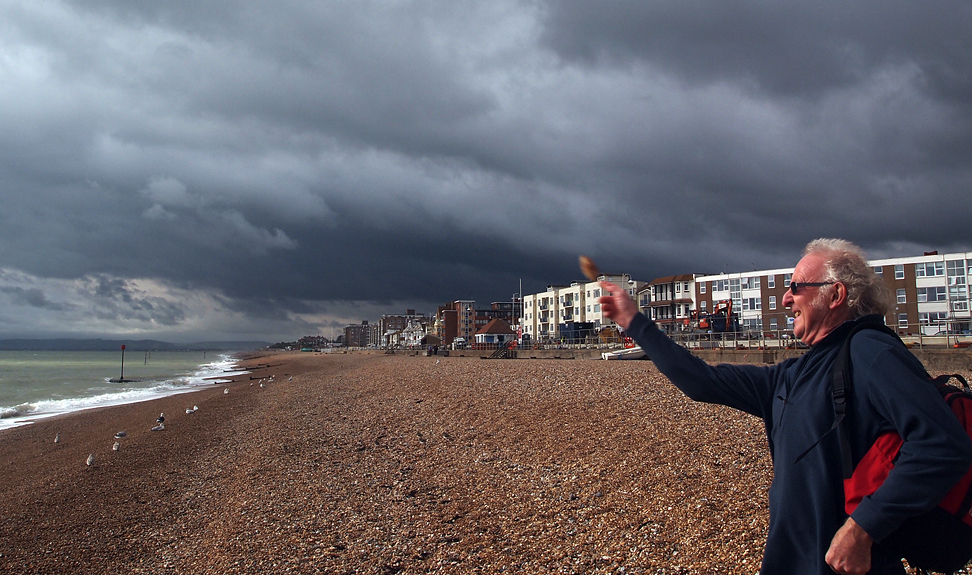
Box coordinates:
[601,346,647,360]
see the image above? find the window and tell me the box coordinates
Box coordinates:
[915,262,945,277]
[684,282,690,292]
[700,300,707,310]
[784,273,792,288]
[713,279,729,291]
[675,282,681,293]
[917,287,946,302]
[896,289,906,304]
[898,313,909,328]
[593,304,600,312]
[769,295,777,310]
[768,275,775,288]
[895,265,905,280]
[742,297,761,311]
[700,282,707,294]
[919,312,949,324]
[770,317,778,331]
[874,266,883,276]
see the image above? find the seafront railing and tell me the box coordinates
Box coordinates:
[332,320,969,352]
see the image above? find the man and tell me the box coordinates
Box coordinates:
[598,239,971,575]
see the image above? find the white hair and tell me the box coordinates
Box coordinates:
[804,238,892,318]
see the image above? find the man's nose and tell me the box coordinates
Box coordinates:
[782,290,794,308]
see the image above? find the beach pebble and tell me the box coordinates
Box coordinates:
[112,442,120,452]
[85,453,95,466]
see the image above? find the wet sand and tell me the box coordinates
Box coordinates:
[0,351,773,574]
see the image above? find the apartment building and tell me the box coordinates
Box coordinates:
[522,273,645,342]
[343,321,379,347]
[695,268,794,335]
[433,300,522,345]
[642,274,700,333]
[693,251,972,336]
[378,309,429,347]
[872,252,971,335]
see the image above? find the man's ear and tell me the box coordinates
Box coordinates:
[830,282,848,309]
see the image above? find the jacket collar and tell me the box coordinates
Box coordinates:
[812,314,886,350]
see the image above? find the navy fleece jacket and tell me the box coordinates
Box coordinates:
[625,312,972,574]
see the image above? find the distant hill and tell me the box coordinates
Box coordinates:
[0,338,272,352]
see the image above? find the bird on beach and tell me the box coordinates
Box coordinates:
[224,388,229,394]
[157,412,165,424]
[259,383,265,388]
[151,422,165,431]
[112,441,120,452]
[186,405,198,414]
[54,432,61,444]
[86,453,95,466]
[114,431,127,439]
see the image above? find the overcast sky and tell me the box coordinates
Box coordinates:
[1,0,971,343]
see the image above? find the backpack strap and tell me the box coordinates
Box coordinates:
[794,317,900,475]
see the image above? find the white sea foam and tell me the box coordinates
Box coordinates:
[0,354,248,431]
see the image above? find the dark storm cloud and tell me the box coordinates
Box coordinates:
[0,0,970,341]
[541,1,972,98]
[0,287,69,311]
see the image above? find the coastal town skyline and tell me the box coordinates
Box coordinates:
[1,1,971,343]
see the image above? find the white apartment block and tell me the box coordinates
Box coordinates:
[695,251,972,336]
[871,253,971,335]
[523,250,972,341]
[521,273,645,342]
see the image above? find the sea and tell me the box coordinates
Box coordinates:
[0,350,248,431]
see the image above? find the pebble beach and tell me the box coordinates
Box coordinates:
[0,351,777,574]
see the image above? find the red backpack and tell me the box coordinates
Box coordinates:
[833,321,972,573]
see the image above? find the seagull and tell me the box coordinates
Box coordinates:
[54,432,61,444]
[86,453,95,466]
[114,431,127,439]
[112,441,120,451]
[151,422,165,431]
[259,383,265,388]
[156,412,165,424]
[186,406,196,414]
[289,376,293,381]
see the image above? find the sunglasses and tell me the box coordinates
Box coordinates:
[788,281,836,294]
